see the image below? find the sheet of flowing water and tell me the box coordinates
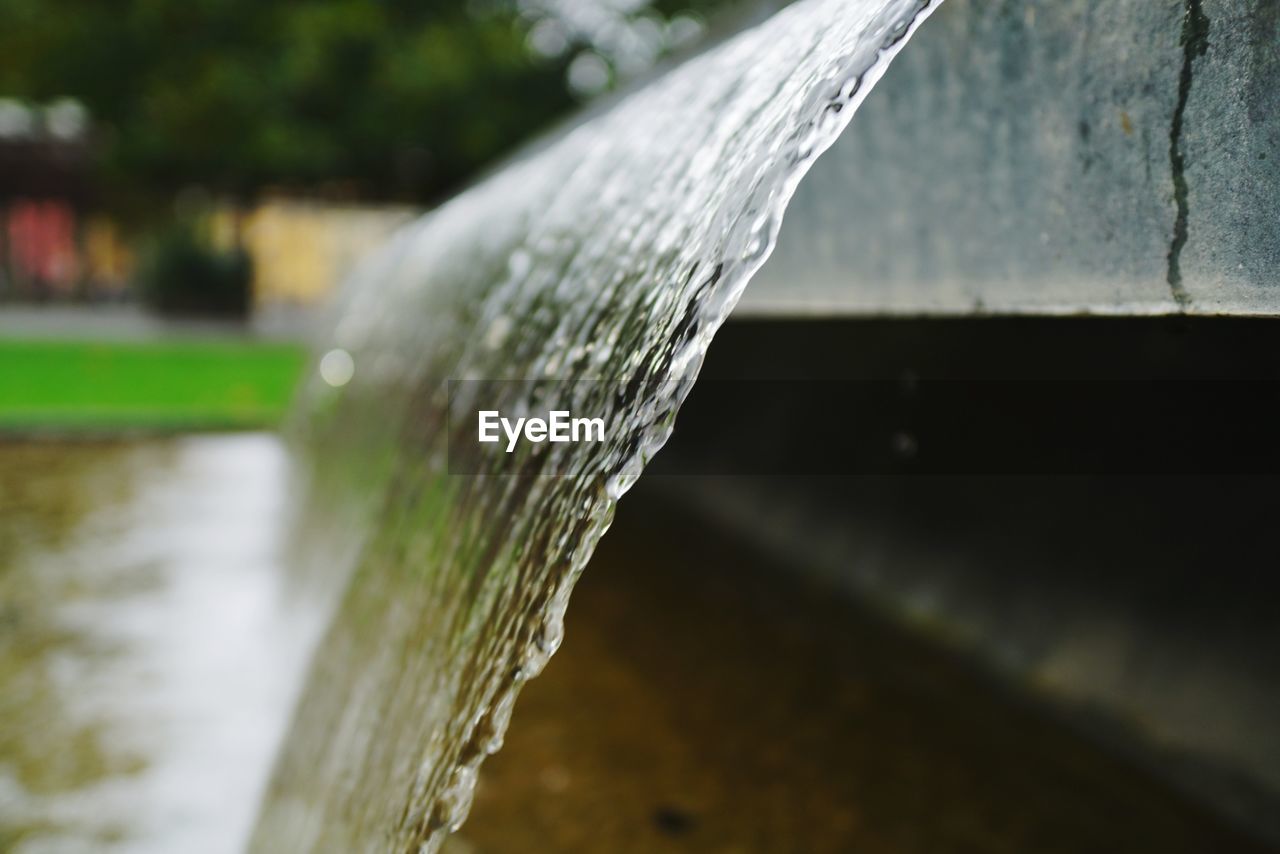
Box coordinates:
[252,1,941,850]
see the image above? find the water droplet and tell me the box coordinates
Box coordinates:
[318,348,355,387]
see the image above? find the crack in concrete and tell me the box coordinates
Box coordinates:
[1166,0,1210,308]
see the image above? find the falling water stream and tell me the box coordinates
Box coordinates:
[251,1,942,850]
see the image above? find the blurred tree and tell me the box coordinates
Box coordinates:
[1,0,740,213]
[0,0,584,208]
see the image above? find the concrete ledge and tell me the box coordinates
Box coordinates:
[740,0,1280,317]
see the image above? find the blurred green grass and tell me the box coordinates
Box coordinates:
[0,339,307,431]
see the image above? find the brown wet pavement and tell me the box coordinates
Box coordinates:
[451,484,1270,854]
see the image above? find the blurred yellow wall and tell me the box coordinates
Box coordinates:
[218,199,416,308]
[83,216,133,295]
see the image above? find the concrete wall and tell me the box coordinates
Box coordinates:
[669,316,1280,844]
[740,0,1280,316]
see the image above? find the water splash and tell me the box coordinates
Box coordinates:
[251,0,941,850]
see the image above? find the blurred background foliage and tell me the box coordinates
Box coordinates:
[0,0,731,213]
[138,222,252,317]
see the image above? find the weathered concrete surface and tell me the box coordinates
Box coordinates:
[1182,0,1280,312]
[740,0,1280,316]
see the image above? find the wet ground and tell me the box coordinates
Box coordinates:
[451,481,1270,854]
[0,438,1268,852]
[0,436,325,854]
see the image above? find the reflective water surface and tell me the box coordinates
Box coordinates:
[0,436,327,854]
[3,442,1265,853]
